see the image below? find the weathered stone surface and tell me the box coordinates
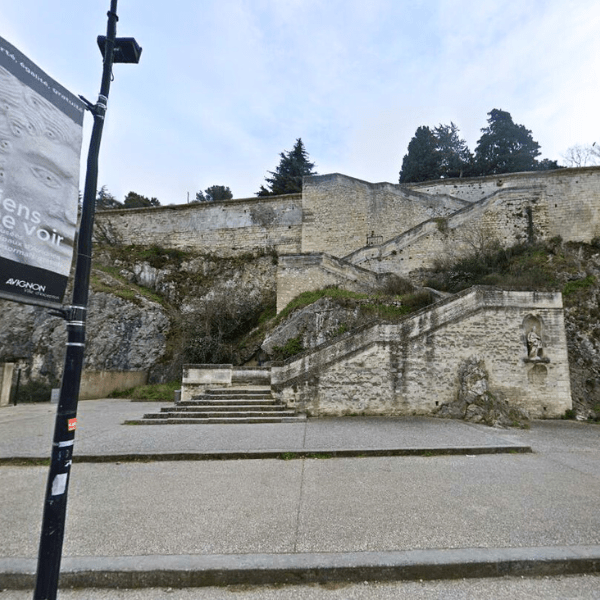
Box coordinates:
[262,297,361,356]
[272,288,571,419]
[0,292,170,385]
[436,356,530,428]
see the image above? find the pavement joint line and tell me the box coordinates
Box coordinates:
[0,445,532,465]
[2,545,600,589]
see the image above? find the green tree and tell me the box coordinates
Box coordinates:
[535,158,562,171]
[123,191,160,208]
[399,126,440,183]
[195,185,233,203]
[434,122,473,179]
[474,109,541,175]
[400,123,473,182]
[95,185,122,210]
[257,138,316,196]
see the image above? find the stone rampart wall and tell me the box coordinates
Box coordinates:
[276,253,388,313]
[271,287,571,418]
[95,194,303,257]
[94,168,600,263]
[300,173,467,258]
[350,186,548,276]
[408,167,600,242]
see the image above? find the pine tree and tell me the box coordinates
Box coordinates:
[400,124,473,183]
[195,185,233,202]
[434,123,473,179]
[123,191,160,208]
[257,138,316,196]
[474,109,541,175]
[95,185,122,210]
[399,126,440,183]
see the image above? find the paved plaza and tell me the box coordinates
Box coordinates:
[1,400,600,596]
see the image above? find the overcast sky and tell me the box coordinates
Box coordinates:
[1,0,599,204]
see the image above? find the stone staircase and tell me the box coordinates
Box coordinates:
[126,387,306,425]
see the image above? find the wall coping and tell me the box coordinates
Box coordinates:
[404,165,600,190]
[97,193,302,216]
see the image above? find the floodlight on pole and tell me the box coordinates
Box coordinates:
[97,35,142,64]
[33,2,140,598]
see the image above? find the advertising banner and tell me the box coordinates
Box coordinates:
[0,35,84,308]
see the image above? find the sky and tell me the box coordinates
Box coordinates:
[1,0,599,204]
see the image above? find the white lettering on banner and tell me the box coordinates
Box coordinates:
[5,278,46,292]
[1,191,64,247]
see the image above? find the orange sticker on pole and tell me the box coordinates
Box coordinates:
[67,418,77,431]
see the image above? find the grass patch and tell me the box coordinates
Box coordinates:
[272,336,304,360]
[91,266,165,306]
[109,381,180,401]
[0,457,51,467]
[276,288,370,324]
[276,286,433,329]
[563,275,596,297]
[278,452,334,460]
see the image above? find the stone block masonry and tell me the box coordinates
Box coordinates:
[301,173,467,258]
[181,365,271,401]
[347,186,548,277]
[0,363,14,407]
[271,287,571,418]
[276,253,389,313]
[409,167,600,243]
[94,168,600,265]
[95,194,303,257]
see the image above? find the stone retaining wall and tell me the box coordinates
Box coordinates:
[300,173,466,258]
[95,194,303,257]
[347,186,547,276]
[271,287,571,418]
[408,167,600,243]
[79,370,148,400]
[276,253,389,313]
[181,365,271,401]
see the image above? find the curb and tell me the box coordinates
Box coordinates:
[0,445,532,465]
[2,545,600,590]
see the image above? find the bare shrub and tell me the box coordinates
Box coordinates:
[380,274,415,296]
[176,291,269,365]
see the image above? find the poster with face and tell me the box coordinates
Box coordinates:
[0,35,84,308]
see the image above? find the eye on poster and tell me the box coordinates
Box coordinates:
[0,35,84,308]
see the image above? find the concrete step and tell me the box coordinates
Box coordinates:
[163,404,288,413]
[180,399,279,406]
[126,415,307,425]
[203,387,272,395]
[145,410,299,420]
[132,386,304,425]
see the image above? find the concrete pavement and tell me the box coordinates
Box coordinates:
[0,399,532,460]
[1,399,600,593]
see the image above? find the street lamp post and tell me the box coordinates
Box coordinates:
[33,2,140,598]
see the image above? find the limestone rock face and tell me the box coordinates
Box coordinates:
[84,293,170,373]
[0,292,170,384]
[436,356,530,428]
[0,251,276,385]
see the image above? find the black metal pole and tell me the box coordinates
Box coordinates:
[33,2,119,598]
